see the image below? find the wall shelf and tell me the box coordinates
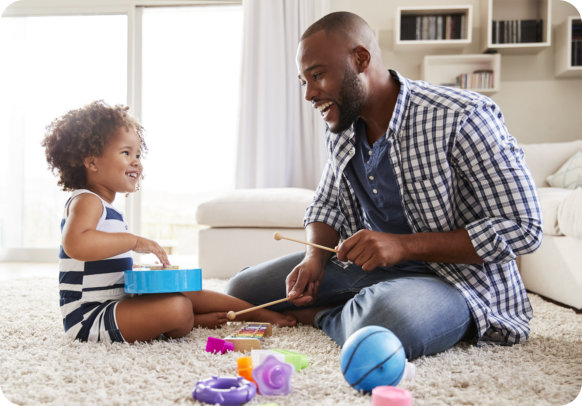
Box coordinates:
[480,0,552,54]
[421,53,501,94]
[555,16,582,77]
[394,5,472,50]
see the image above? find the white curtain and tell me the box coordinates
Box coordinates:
[235,0,329,189]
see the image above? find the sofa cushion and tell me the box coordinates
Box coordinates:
[537,188,573,236]
[521,140,582,188]
[558,188,582,239]
[195,188,314,228]
[546,151,582,189]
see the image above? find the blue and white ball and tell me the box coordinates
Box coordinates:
[340,326,406,393]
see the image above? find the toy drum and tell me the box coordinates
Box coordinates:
[124,268,202,294]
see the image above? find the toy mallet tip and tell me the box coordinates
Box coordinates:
[227,311,236,320]
[273,232,282,240]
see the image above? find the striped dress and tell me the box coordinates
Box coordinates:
[58,189,132,343]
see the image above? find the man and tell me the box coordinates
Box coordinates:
[226,11,542,360]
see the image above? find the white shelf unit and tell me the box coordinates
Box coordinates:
[481,0,551,54]
[421,53,501,94]
[394,5,472,50]
[555,16,582,77]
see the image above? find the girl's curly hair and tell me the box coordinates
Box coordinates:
[42,100,147,191]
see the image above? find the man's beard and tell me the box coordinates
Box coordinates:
[329,64,365,134]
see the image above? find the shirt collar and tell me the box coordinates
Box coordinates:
[387,69,411,140]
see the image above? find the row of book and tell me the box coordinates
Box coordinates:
[572,41,582,67]
[400,14,467,41]
[572,20,582,66]
[454,70,495,90]
[491,19,544,44]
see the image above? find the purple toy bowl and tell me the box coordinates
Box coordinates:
[192,376,256,406]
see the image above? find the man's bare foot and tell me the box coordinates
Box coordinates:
[284,306,328,326]
[193,312,228,328]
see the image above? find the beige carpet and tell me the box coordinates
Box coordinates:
[1,276,581,406]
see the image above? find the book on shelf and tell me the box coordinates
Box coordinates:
[454,69,494,90]
[572,19,582,67]
[400,13,466,41]
[491,19,543,44]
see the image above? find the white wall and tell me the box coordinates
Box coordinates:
[330,0,582,144]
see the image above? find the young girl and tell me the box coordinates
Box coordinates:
[42,100,296,343]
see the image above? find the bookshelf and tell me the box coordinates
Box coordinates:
[555,16,582,77]
[421,54,501,94]
[394,5,472,50]
[480,0,551,53]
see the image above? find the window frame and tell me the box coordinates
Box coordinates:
[0,0,241,262]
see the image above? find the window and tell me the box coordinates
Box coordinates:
[140,5,242,263]
[0,3,243,264]
[0,14,127,259]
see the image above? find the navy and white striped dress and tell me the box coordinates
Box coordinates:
[59,189,132,342]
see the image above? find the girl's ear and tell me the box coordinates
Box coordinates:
[83,156,98,172]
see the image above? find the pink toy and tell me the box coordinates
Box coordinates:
[206,336,234,354]
[251,354,293,396]
[371,386,413,406]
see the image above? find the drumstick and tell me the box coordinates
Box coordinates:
[227,297,291,321]
[273,232,338,253]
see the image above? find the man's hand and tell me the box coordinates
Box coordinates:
[337,229,405,271]
[337,228,483,270]
[285,258,326,306]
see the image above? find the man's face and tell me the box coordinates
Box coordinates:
[297,31,365,134]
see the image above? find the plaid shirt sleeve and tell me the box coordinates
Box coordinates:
[453,103,543,263]
[304,159,346,231]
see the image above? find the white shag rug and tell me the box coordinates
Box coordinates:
[1,276,581,406]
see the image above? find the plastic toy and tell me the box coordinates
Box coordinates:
[124,267,202,293]
[225,322,272,352]
[371,386,413,406]
[236,356,257,388]
[250,349,309,372]
[251,354,294,396]
[206,337,234,354]
[340,326,406,393]
[192,376,256,405]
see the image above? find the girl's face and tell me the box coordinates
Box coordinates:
[85,127,143,203]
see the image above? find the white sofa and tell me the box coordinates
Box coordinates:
[194,142,581,310]
[195,188,313,279]
[519,140,582,309]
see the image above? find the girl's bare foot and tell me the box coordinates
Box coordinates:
[193,312,228,328]
[238,309,297,327]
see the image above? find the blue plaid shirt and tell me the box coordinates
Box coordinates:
[304,70,543,346]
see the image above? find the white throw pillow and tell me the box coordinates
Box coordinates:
[546,151,582,189]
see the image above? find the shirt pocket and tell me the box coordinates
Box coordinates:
[406,174,454,231]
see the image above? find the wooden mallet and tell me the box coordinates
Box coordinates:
[227,297,291,321]
[273,232,338,253]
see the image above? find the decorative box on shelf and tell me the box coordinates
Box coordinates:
[555,16,582,77]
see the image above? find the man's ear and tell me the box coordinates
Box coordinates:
[353,46,371,72]
[83,156,98,172]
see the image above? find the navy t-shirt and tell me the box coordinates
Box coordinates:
[344,119,429,272]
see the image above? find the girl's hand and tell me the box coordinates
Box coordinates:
[134,236,170,268]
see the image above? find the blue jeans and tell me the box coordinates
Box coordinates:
[225,252,474,360]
